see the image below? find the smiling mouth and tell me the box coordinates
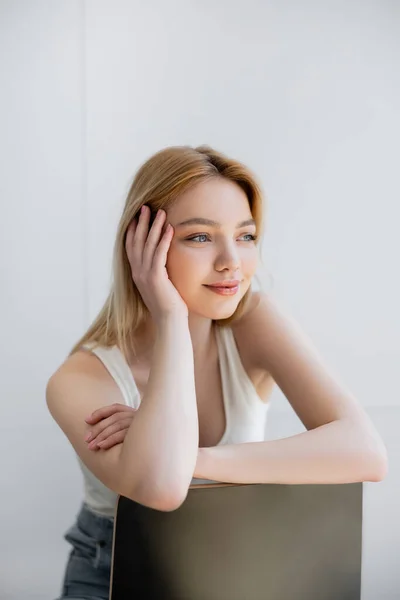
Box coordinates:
[203,283,241,296]
[204,279,242,288]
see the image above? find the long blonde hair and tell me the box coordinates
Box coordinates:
[69,145,267,359]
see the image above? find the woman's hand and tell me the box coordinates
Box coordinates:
[125,205,188,324]
[84,403,137,450]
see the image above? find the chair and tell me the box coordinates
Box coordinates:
[110,482,363,600]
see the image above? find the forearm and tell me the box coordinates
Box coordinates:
[121,316,198,508]
[194,417,388,485]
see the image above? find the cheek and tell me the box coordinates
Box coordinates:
[166,244,259,281]
[241,249,259,276]
[166,246,200,283]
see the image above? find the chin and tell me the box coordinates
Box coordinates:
[189,298,242,321]
[192,308,237,321]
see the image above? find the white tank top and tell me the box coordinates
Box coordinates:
[77,325,270,518]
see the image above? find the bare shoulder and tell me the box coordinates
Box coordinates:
[46,350,131,497]
[48,349,118,391]
[47,349,124,414]
[232,289,310,369]
[230,291,276,402]
[233,290,368,430]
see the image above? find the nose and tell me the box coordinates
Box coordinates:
[214,242,240,274]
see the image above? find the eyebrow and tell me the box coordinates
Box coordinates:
[175,217,256,228]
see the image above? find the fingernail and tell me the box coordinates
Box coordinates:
[85,432,92,442]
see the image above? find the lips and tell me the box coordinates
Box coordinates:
[203,281,241,296]
[204,280,241,288]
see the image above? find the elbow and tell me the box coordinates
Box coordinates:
[125,481,189,512]
[345,416,388,483]
[145,489,189,512]
[364,448,388,482]
[358,430,388,483]
[156,490,189,512]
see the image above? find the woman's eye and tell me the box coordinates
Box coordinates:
[186,233,257,243]
[240,234,257,242]
[187,234,209,243]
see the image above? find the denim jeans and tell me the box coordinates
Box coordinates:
[55,502,114,600]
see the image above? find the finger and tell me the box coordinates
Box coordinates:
[125,219,137,258]
[85,412,134,441]
[86,412,134,443]
[142,209,167,271]
[131,205,151,265]
[152,223,174,271]
[88,417,133,446]
[89,419,132,448]
[85,403,135,424]
[97,430,126,450]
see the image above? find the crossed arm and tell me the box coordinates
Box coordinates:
[83,292,387,489]
[194,293,387,484]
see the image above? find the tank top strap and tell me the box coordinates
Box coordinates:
[214,324,263,405]
[81,343,140,409]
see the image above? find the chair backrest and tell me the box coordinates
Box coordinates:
[110,482,363,600]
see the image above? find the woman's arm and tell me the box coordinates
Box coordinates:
[194,417,387,484]
[122,314,199,505]
[195,292,387,484]
[47,314,198,511]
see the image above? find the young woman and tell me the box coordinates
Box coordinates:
[47,145,387,599]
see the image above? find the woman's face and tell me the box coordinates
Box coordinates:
[165,177,260,320]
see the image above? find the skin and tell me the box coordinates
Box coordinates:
[86,176,261,450]
[131,177,260,360]
[165,176,259,327]
[47,167,387,516]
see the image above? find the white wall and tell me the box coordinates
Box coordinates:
[1,1,398,598]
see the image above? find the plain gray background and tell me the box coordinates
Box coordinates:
[0,1,398,598]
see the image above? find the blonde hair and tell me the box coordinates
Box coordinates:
[69,145,267,359]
